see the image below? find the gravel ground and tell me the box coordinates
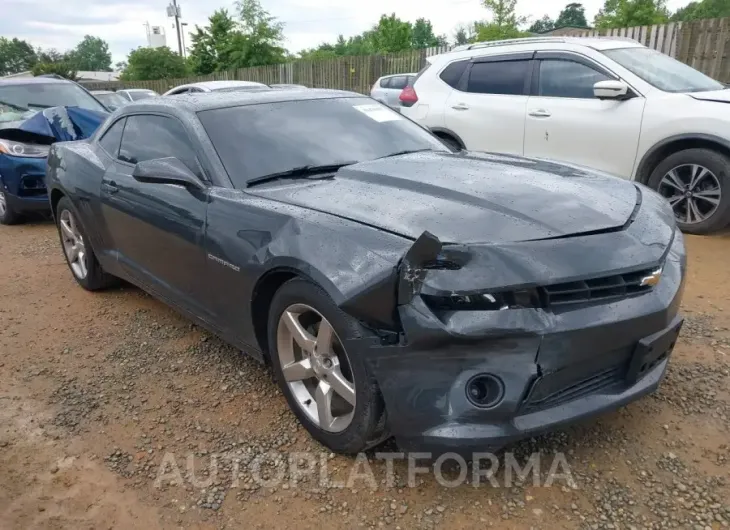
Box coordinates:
[0,221,728,530]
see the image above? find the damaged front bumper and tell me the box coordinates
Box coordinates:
[352,204,686,453]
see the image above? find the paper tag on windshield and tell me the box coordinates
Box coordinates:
[353,104,402,122]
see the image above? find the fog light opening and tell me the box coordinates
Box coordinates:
[466,374,504,408]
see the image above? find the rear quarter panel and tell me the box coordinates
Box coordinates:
[47,142,109,259]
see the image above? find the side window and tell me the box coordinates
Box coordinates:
[466,60,530,95]
[118,115,201,177]
[98,118,125,157]
[538,59,611,99]
[439,60,468,89]
[389,76,408,90]
[379,77,391,89]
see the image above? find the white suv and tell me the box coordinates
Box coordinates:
[400,37,730,234]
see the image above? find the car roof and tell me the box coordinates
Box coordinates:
[121,88,157,92]
[91,90,114,94]
[431,36,645,63]
[122,88,363,114]
[182,80,268,91]
[0,76,73,86]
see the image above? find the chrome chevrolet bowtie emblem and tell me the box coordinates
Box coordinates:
[640,267,663,287]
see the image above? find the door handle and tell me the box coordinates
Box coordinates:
[451,103,470,111]
[529,109,551,118]
[102,181,119,195]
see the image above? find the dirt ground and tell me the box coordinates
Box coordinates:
[1,220,729,530]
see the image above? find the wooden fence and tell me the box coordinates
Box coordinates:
[82,17,730,93]
[576,17,730,82]
[82,46,451,94]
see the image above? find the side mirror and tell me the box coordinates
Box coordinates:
[594,80,632,100]
[132,157,204,190]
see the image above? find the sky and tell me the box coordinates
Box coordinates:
[2,0,691,66]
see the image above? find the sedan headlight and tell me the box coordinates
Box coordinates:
[422,289,542,311]
[0,138,50,158]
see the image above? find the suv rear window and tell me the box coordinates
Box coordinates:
[389,76,409,90]
[439,60,468,89]
[466,60,529,95]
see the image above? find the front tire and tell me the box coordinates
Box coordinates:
[0,189,23,225]
[55,196,117,291]
[648,148,730,234]
[268,278,388,454]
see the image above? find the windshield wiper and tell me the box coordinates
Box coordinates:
[0,99,29,112]
[247,162,357,187]
[375,148,434,160]
[26,102,52,109]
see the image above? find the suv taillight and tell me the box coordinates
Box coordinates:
[399,86,418,107]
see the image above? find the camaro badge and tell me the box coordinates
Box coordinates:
[640,267,663,287]
[207,254,240,272]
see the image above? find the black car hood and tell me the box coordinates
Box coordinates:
[247,152,639,244]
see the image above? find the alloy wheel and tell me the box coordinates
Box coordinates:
[59,209,88,279]
[658,164,721,225]
[276,304,356,432]
[0,190,6,218]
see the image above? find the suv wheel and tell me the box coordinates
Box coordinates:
[0,189,23,225]
[648,148,730,234]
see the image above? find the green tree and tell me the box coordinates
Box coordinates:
[0,37,37,76]
[594,0,669,28]
[556,3,589,27]
[475,22,530,41]
[66,35,112,71]
[233,0,286,66]
[453,23,479,45]
[31,61,77,80]
[529,15,556,33]
[37,48,65,64]
[672,0,730,21]
[120,46,188,81]
[370,14,413,53]
[482,0,522,28]
[411,18,441,48]
[187,9,238,75]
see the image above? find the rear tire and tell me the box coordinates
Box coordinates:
[648,148,730,234]
[0,189,23,225]
[55,196,117,291]
[267,278,388,454]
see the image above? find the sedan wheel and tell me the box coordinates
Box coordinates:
[277,303,356,432]
[60,209,89,280]
[0,188,22,225]
[0,190,6,217]
[268,278,388,454]
[658,164,721,226]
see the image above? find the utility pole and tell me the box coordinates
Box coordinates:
[172,0,183,57]
[181,22,189,58]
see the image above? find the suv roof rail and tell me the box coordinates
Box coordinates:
[451,37,568,53]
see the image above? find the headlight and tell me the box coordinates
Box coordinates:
[0,139,50,158]
[422,289,541,311]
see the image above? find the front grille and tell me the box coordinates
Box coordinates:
[541,267,657,307]
[521,365,626,414]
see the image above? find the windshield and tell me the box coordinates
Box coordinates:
[604,47,724,93]
[95,92,128,108]
[198,97,448,187]
[129,90,157,101]
[0,82,107,114]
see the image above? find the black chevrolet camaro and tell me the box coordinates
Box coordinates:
[46,89,686,454]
